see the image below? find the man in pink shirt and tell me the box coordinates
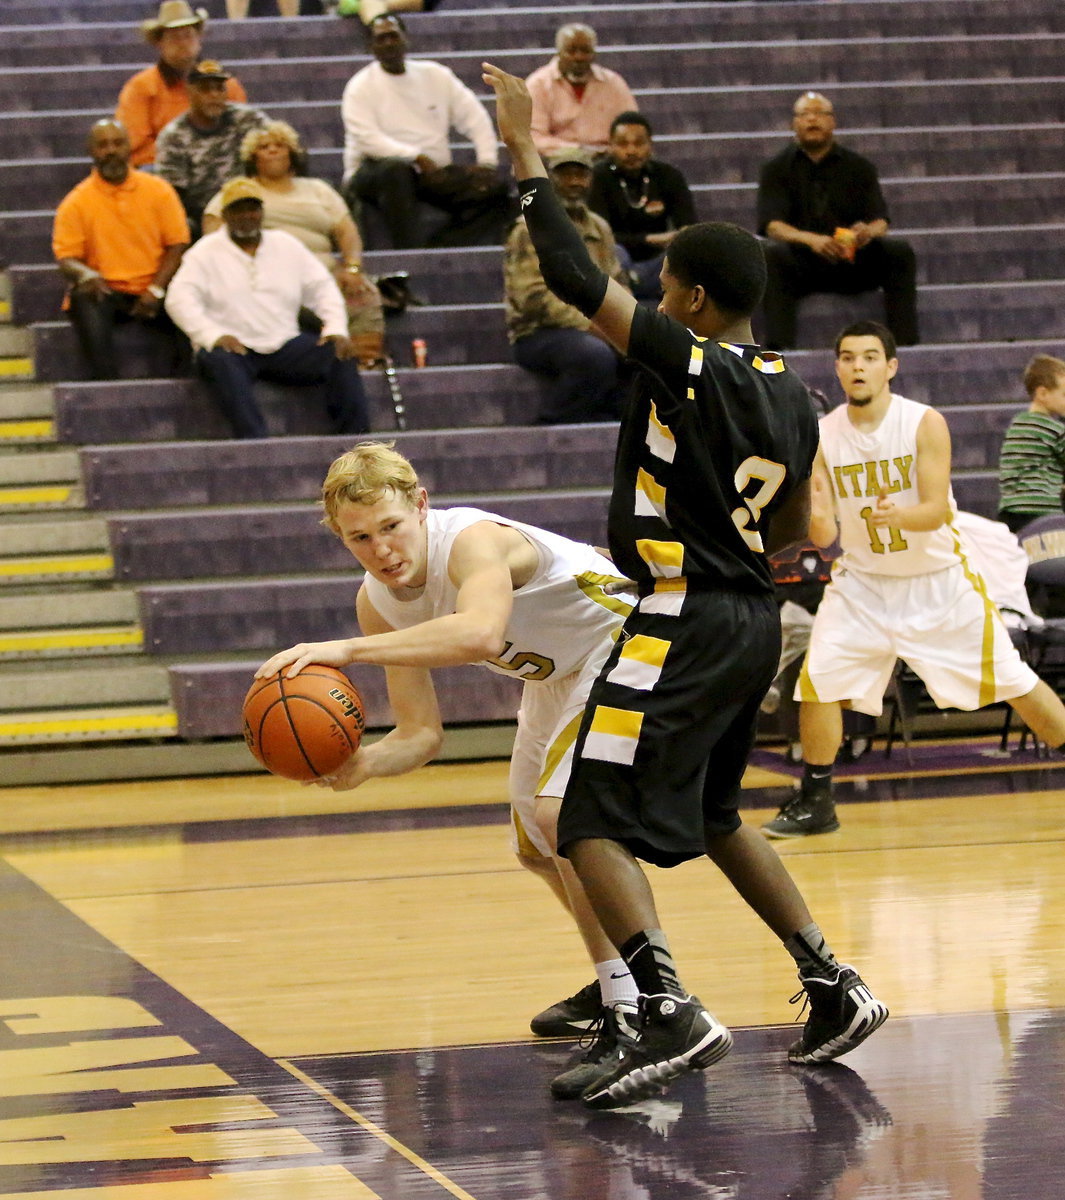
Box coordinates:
[525,23,637,157]
[116,0,247,167]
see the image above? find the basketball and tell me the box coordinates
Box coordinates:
[242,665,366,782]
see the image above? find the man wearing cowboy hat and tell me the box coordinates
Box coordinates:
[116,2,248,168]
[165,177,371,439]
[156,60,269,238]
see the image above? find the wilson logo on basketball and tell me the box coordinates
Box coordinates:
[329,687,366,729]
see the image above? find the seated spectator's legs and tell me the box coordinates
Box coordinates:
[629,251,665,300]
[67,289,122,380]
[197,344,269,438]
[761,241,812,350]
[68,290,185,380]
[350,157,422,250]
[851,237,919,346]
[258,332,371,435]
[513,327,623,424]
[614,244,663,299]
[762,238,919,349]
[416,166,510,248]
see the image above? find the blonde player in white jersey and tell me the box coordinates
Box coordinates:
[763,321,1065,838]
[256,442,644,1093]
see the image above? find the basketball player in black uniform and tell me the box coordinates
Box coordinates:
[483,63,888,1108]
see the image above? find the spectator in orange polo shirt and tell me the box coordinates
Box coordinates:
[53,119,191,380]
[116,1,247,168]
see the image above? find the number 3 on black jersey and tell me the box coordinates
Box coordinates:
[732,456,787,553]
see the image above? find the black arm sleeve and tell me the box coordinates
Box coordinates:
[517,176,609,319]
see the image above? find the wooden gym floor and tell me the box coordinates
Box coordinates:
[1,745,1064,1198]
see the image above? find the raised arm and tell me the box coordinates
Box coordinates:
[482,62,637,355]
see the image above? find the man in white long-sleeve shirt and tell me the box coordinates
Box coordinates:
[166,177,371,438]
[341,14,509,248]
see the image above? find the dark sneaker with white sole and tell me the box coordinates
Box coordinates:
[550,1004,639,1099]
[531,980,602,1037]
[762,788,840,838]
[788,964,889,1063]
[581,993,733,1109]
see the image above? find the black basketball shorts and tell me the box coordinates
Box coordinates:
[557,584,780,867]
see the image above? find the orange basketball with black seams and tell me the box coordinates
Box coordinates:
[243,665,365,781]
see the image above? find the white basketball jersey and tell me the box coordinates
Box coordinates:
[820,393,962,576]
[361,507,634,683]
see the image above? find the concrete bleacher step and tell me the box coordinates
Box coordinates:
[0,585,142,660]
[0,383,53,420]
[0,513,112,585]
[0,704,177,746]
[0,656,170,709]
[0,325,30,356]
[0,447,82,512]
[0,625,143,661]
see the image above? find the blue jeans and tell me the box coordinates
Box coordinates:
[197,332,370,439]
[513,327,625,424]
[615,245,665,300]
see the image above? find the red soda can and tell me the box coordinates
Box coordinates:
[411,338,427,368]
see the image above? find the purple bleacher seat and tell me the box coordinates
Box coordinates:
[140,576,358,655]
[79,425,615,510]
[106,492,609,581]
[54,365,544,444]
[169,658,524,740]
[30,319,189,382]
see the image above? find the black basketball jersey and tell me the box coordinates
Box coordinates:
[608,305,819,594]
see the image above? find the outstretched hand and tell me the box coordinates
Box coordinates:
[255,638,354,680]
[870,483,899,527]
[481,62,534,150]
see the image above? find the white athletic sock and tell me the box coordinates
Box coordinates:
[596,957,639,1009]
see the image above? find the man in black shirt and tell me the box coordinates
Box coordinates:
[483,62,887,1109]
[588,111,696,299]
[757,91,918,350]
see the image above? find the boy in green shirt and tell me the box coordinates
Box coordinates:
[998,354,1065,533]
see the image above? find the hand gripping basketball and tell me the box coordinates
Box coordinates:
[243,665,366,782]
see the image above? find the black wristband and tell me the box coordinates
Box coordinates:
[517,176,609,319]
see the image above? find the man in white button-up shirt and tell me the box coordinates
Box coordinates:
[166,177,371,437]
[341,14,509,249]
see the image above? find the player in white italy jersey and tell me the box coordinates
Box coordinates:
[763,321,1065,838]
[256,441,641,1060]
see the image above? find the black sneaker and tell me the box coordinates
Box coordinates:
[788,964,889,1064]
[550,1004,639,1099]
[762,788,840,838]
[530,980,602,1037]
[581,993,733,1109]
